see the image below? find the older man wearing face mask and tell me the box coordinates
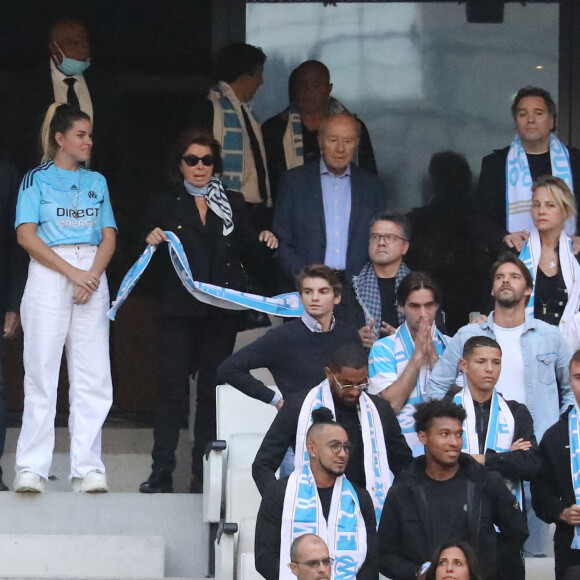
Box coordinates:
[3,18,123,182]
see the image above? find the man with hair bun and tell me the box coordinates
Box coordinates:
[378,399,528,580]
[253,341,412,519]
[255,407,377,580]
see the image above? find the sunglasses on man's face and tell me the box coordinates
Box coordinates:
[182,154,215,167]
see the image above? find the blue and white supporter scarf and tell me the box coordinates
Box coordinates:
[453,387,523,507]
[519,228,580,329]
[282,97,359,171]
[506,133,575,235]
[183,177,234,236]
[353,262,410,340]
[368,322,451,457]
[294,380,391,525]
[279,463,367,580]
[569,405,580,549]
[209,81,271,206]
[107,231,303,321]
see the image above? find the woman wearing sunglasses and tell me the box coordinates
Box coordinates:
[140,129,277,494]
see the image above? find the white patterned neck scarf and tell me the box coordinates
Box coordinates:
[183,177,234,236]
[568,404,580,549]
[294,380,392,525]
[519,228,580,327]
[453,387,522,507]
[506,133,575,234]
[279,463,367,580]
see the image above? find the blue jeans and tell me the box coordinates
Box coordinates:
[280,447,295,478]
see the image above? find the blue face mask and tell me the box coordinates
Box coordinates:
[54,42,91,77]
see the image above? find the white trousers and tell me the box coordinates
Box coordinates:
[16,244,113,479]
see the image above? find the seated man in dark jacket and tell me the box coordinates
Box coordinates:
[255,407,377,580]
[446,336,540,490]
[532,349,580,580]
[378,399,528,580]
[252,341,413,521]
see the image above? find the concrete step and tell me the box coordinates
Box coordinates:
[0,534,164,579]
[0,493,209,579]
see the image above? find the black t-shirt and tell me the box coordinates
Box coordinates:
[318,486,334,520]
[534,266,567,326]
[423,470,470,547]
[527,151,552,180]
[335,402,365,487]
[303,125,321,164]
[377,276,399,328]
[473,399,492,454]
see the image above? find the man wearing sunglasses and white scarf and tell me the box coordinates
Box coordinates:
[252,342,413,524]
[255,407,377,580]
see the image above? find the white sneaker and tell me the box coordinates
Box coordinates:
[72,470,108,493]
[14,471,46,493]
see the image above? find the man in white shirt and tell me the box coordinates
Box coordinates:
[427,252,573,556]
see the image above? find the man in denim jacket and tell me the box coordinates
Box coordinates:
[427,252,573,558]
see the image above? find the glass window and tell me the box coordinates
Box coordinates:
[247,2,558,209]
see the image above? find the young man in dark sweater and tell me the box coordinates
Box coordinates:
[218,264,361,410]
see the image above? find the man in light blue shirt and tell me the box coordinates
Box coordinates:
[427,252,572,557]
[273,114,387,287]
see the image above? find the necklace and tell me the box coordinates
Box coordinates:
[549,260,557,269]
[54,165,82,212]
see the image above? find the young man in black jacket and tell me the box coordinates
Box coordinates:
[378,399,528,580]
[532,349,580,579]
[446,336,540,485]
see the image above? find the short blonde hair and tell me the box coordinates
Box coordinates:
[532,175,577,221]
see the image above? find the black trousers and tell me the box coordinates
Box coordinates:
[151,314,238,477]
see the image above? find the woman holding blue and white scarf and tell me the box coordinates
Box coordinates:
[139,129,278,494]
[518,176,580,348]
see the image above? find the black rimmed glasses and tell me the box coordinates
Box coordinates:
[182,154,215,167]
[369,233,407,244]
[331,371,369,391]
[291,557,335,568]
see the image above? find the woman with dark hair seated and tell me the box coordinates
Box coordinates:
[424,541,483,580]
[139,129,277,494]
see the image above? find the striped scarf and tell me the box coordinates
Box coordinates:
[208,81,271,206]
[506,133,574,234]
[282,97,358,170]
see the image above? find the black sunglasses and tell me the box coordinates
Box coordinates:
[182,154,215,167]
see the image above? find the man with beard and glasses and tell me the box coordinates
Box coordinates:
[255,408,378,580]
[427,252,573,557]
[252,341,412,519]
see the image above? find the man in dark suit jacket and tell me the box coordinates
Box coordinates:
[0,160,27,491]
[3,18,124,186]
[272,113,387,289]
